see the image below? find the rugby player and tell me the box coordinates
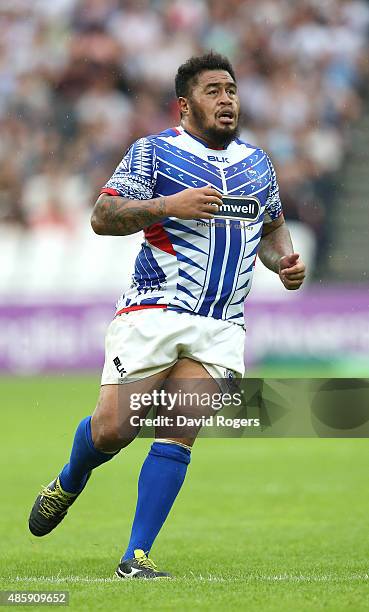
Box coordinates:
[29,52,305,578]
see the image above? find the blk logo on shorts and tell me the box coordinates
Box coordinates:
[113,356,127,377]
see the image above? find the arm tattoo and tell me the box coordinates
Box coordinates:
[91,194,167,236]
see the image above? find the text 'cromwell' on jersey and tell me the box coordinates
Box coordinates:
[102,125,283,325]
[217,197,260,222]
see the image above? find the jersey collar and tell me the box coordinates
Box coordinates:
[178,126,231,152]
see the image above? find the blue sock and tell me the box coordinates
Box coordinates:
[59,416,117,494]
[123,441,191,560]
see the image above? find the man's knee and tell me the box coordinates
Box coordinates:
[91,417,138,452]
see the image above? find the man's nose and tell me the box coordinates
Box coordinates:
[218,90,232,104]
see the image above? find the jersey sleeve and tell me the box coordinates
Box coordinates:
[101,137,157,200]
[264,155,283,223]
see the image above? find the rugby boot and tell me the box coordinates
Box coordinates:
[28,474,90,536]
[115,549,172,579]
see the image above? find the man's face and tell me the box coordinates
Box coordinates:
[181,70,240,148]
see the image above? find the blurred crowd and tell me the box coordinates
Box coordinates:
[1,0,369,252]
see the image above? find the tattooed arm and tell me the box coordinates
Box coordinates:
[91,186,223,236]
[91,193,167,236]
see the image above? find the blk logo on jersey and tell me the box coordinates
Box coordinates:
[207,155,229,163]
[216,196,261,222]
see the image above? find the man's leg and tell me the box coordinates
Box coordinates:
[58,414,115,496]
[118,358,218,575]
[28,371,171,537]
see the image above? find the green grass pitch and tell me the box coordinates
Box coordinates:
[1,375,369,611]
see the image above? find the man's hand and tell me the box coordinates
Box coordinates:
[166,185,223,220]
[279,253,306,290]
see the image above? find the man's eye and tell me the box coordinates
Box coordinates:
[207,89,217,95]
[227,90,236,96]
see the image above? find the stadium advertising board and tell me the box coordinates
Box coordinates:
[0,288,367,374]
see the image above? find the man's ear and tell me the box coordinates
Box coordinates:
[178,97,189,117]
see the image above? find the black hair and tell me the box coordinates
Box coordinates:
[175,51,236,98]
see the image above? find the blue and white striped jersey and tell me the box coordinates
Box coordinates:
[101,125,283,326]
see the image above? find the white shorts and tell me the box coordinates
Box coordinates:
[101,309,245,385]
